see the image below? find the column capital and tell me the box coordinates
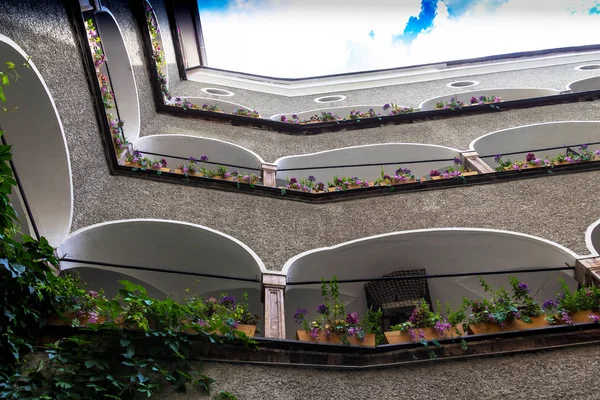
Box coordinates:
[575,257,600,286]
[461,151,495,174]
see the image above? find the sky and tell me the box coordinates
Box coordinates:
[197,0,600,78]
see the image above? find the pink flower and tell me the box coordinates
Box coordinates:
[588,313,599,323]
[310,327,320,340]
[87,312,99,324]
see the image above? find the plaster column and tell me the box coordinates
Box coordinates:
[262,273,286,339]
[461,151,495,174]
[261,163,278,187]
[575,257,600,286]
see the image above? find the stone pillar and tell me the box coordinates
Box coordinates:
[575,257,600,286]
[262,273,286,339]
[461,151,495,174]
[261,163,278,187]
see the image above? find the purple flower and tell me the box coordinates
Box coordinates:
[308,175,316,182]
[434,320,452,336]
[494,154,502,163]
[347,327,356,336]
[310,327,320,339]
[383,104,390,110]
[566,156,574,163]
[89,291,98,298]
[220,295,236,308]
[470,96,478,104]
[542,299,555,310]
[324,329,332,337]
[289,177,298,184]
[346,312,359,325]
[195,319,208,326]
[430,170,440,177]
[517,282,529,293]
[200,155,209,163]
[588,313,599,323]
[526,153,536,162]
[453,157,462,165]
[561,311,573,325]
[294,308,307,325]
[87,312,99,324]
[316,304,328,314]
[280,115,287,122]
[189,156,198,163]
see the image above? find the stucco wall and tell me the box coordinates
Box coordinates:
[162,344,600,400]
[0,0,599,272]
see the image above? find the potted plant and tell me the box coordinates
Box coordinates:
[377,167,417,186]
[280,114,301,124]
[327,176,372,191]
[494,153,551,171]
[125,150,170,172]
[185,293,260,337]
[469,95,501,106]
[308,112,340,123]
[232,109,260,118]
[174,155,209,176]
[430,158,478,180]
[385,299,466,344]
[47,274,107,327]
[201,103,222,113]
[347,109,378,120]
[435,97,465,110]
[466,277,544,335]
[284,176,326,193]
[383,103,414,115]
[294,278,378,346]
[542,279,600,325]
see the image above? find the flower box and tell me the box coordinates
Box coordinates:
[431,171,478,180]
[296,329,375,347]
[211,175,235,182]
[378,179,417,186]
[384,325,465,344]
[173,169,204,177]
[503,164,545,171]
[327,182,374,191]
[280,187,326,194]
[124,162,170,173]
[468,316,550,335]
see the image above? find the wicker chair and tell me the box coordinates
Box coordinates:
[364,269,432,330]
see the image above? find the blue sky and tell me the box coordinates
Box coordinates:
[197,0,600,77]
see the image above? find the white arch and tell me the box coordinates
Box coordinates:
[274,143,463,183]
[97,8,141,143]
[585,219,600,257]
[469,121,600,164]
[133,134,265,171]
[60,219,267,276]
[0,34,73,247]
[567,76,600,93]
[282,228,579,339]
[419,88,560,111]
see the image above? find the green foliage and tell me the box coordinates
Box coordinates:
[363,308,385,345]
[0,63,241,399]
[465,277,520,325]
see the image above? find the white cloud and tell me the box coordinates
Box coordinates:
[200,0,600,77]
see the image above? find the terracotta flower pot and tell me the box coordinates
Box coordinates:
[379,179,417,186]
[468,316,549,335]
[431,171,478,180]
[296,330,375,347]
[124,162,170,173]
[384,325,465,344]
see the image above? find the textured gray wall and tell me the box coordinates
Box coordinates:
[1,0,599,274]
[163,344,600,400]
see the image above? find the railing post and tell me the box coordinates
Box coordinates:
[261,163,278,187]
[262,273,286,339]
[461,151,495,174]
[575,257,600,286]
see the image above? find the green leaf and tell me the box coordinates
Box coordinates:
[5,61,15,70]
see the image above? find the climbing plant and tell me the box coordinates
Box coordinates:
[0,60,242,399]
